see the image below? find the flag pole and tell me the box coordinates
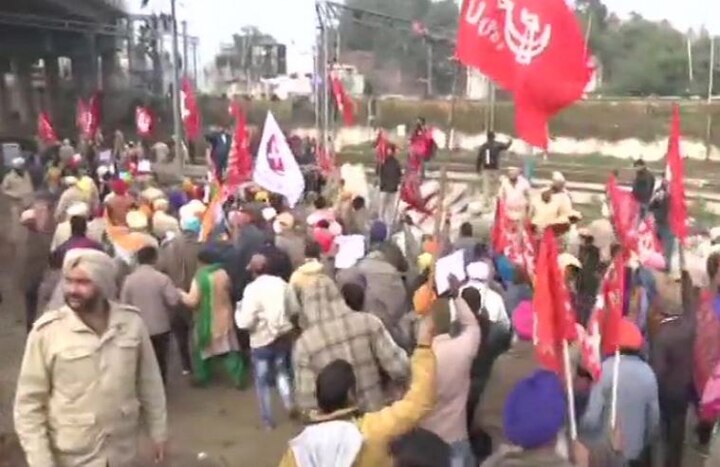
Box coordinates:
[170,0,184,172]
[562,339,578,440]
[445,61,462,151]
[610,348,621,429]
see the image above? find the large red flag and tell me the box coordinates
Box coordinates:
[181,78,201,140]
[330,75,355,126]
[587,252,626,357]
[533,229,578,374]
[666,104,688,242]
[491,198,508,254]
[37,112,58,145]
[456,0,592,148]
[135,106,154,138]
[225,101,253,188]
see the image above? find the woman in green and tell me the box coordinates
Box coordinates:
[180,248,246,387]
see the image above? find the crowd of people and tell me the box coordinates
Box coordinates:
[4,130,720,467]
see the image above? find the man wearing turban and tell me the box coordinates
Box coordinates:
[14,249,168,466]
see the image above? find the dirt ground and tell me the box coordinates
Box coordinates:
[0,196,297,467]
[0,191,712,467]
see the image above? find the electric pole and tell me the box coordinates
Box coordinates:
[170,0,183,170]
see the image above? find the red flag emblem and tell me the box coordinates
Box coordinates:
[456,0,592,148]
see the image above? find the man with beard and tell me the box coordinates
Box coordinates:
[14,248,167,466]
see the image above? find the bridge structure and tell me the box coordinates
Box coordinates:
[0,0,130,135]
[0,0,200,141]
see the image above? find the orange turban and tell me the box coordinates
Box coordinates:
[413,281,437,316]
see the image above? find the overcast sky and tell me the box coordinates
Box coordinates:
[136,0,719,73]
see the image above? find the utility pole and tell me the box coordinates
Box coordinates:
[706,35,715,160]
[170,0,183,171]
[687,30,694,83]
[426,41,433,97]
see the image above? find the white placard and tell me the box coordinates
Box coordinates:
[434,249,466,295]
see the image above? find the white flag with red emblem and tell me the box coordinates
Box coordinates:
[253,111,305,207]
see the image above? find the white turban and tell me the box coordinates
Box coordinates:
[552,171,566,183]
[66,202,90,218]
[467,261,490,282]
[63,249,118,299]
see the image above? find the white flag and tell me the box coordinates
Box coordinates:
[252,111,305,207]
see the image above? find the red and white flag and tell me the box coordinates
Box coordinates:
[577,320,602,381]
[76,94,101,140]
[135,106,154,138]
[455,0,592,148]
[181,77,201,140]
[533,229,578,374]
[37,111,58,145]
[606,174,639,249]
[666,104,688,242]
[226,101,253,189]
[253,111,305,207]
[400,169,432,215]
[330,75,355,126]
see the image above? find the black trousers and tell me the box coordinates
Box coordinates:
[150,332,171,383]
[660,394,688,467]
[171,308,193,373]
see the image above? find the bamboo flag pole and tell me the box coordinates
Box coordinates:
[562,340,578,440]
[434,166,448,243]
[610,348,621,429]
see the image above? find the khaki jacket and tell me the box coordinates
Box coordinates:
[14,303,167,467]
[1,170,33,204]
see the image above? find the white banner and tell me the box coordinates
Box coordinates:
[252,111,305,207]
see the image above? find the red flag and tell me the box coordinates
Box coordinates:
[135,106,154,138]
[532,229,578,373]
[491,198,508,255]
[37,111,58,145]
[76,99,90,138]
[455,0,592,148]
[578,321,602,381]
[330,75,355,126]
[226,101,253,188]
[587,253,626,357]
[316,145,337,178]
[666,104,688,242]
[401,169,432,215]
[181,78,201,140]
[374,130,391,166]
[88,92,101,137]
[606,174,639,248]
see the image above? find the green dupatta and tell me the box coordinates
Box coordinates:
[194,263,223,353]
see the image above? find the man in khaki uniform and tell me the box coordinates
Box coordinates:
[14,248,168,467]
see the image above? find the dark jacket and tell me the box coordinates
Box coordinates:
[649,188,670,227]
[632,170,655,205]
[650,313,695,401]
[378,156,402,193]
[476,140,512,172]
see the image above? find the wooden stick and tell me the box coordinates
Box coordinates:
[562,339,578,440]
[610,348,621,429]
[434,165,448,242]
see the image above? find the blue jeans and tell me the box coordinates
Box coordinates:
[251,339,294,428]
[450,439,476,467]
